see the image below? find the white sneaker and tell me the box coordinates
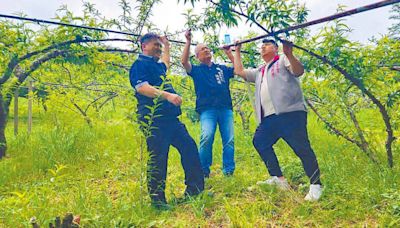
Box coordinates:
[305,184,323,201]
[257,176,290,190]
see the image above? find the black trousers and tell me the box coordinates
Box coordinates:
[252,111,321,184]
[144,118,204,204]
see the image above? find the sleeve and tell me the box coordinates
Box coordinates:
[283,56,295,75]
[187,64,198,78]
[129,62,149,91]
[244,68,258,83]
[224,65,234,79]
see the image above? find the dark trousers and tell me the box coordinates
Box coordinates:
[252,111,321,184]
[144,118,204,204]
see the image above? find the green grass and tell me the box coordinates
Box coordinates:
[0,107,399,227]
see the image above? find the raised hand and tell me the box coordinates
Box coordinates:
[222,45,232,55]
[234,41,242,51]
[159,35,170,48]
[280,40,304,76]
[185,29,192,42]
[281,40,294,57]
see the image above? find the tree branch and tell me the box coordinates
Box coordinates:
[305,98,360,146]
[18,38,134,62]
[99,48,138,54]
[0,55,18,84]
[207,0,270,33]
[292,43,394,167]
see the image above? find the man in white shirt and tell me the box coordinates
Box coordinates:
[233,39,323,201]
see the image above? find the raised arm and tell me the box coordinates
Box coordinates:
[137,84,182,106]
[223,46,235,64]
[181,30,192,73]
[282,40,304,77]
[233,43,247,80]
[160,36,171,69]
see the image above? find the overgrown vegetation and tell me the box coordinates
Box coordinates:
[0,101,399,226]
[0,0,399,226]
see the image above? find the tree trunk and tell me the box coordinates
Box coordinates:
[292,43,395,167]
[236,105,249,131]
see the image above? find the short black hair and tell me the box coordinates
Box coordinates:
[139,33,160,49]
[262,38,278,47]
[140,32,160,44]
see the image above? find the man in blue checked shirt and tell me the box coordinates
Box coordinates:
[129,32,204,209]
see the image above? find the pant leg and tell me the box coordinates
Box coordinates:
[145,123,172,203]
[280,111,322,185]
[171,120,204,196]
[217,109,235,174]
[252,115,283,177]
[199,110,218,176]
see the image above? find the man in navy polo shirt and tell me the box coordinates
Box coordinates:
[181,30,235,177]
[129,32,204,209]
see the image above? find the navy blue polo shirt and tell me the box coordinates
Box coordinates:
[188,63,234,113]
[129,54,181,121]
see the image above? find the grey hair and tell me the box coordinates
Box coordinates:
[194,43,207,57]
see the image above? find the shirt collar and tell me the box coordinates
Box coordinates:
[264,55,280,66]
[199,62,214,68]
[139,53,160,62]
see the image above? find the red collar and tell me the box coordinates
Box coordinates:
[261,55,280,76]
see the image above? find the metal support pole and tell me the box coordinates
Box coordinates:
[13,89,18,136]
[28,81,33,134]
